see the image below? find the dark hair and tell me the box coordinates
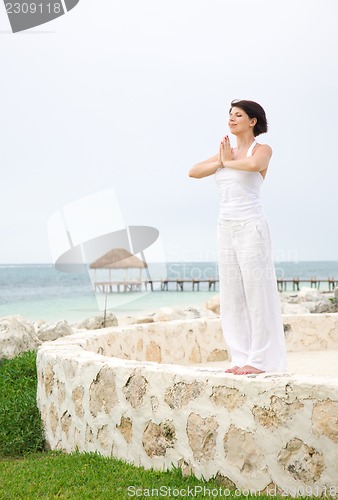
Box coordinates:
[229,99,268,137]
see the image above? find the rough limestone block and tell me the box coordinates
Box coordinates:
[36,320,73,342]
[207,349,228,362]
[252,396,304,428]
[0,315,41,359]
[89,366,118,417]
[277,438,324,482]
[312,399,338,443]
[72,386,84,418]
[117,416,133,443]
[165,381,205,410]
[187,413,218,462]
[145,341,161,363]
[76,312,118,330]
[210,386,246,411]
[97,425,110,451]
[223,425,267,476]
[142,420,176,457]
[123,372,148,408]
[44,363,55,397]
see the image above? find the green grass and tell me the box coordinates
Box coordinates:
[0,352,287,499]
[0,451,251,499]
[0,351,45,457]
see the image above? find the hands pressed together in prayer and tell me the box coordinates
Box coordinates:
[218,135,234,167]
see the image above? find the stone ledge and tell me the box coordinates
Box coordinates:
[37,314,338,495]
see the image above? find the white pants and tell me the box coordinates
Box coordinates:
[217,214,287,372]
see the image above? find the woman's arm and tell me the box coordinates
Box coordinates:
[188,153,222,178]
[222,144,273,172]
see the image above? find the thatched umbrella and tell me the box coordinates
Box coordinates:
[90,248,147,282]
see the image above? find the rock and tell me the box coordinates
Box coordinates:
[151,396,159,413]
[117,416,133,443]
[145,341,162,363]
[205,294,220,315]
[203,291,332,316]
[135,317,154,324]
[72,386,85,418]
[312,399,338,443]
[223,425,266,475]
[35,320,73,342]
[142,420,176,458]
[76,312,118,330]
[334,287,338,304]
[165,381,205,410]
[123,372,148,408]
[119,305,215,325]
[60,411,72,439]
[280,287,335,314]
[296,288,335,313]
[0,315,41,359]
[187,412,218,461]
[89,367,118,417]
[49,403,58,436]
[297,287,323,302]
[307,300,335,313]
[252,396,304,428]
[33,319,46,330]
[97,425,110,450]
[207,349,228,362]
[188,341,201,363]
[277,438,324,482]
[263,483,284,496]
[86,425,94,444]
[181,306,203,319]
[152,306,202,322]
[57,381,66,405]
[178,459,194,477]
[43,362,55,396]
[152,307,179,322]
[210,386,246,411]
[213,473,236,490]
[280,303,310,314]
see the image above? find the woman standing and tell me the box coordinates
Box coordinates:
[189,99,287,375]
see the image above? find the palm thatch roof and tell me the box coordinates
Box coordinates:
[89,248,147,269]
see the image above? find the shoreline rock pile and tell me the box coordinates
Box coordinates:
[280,287,337,314]
[205,287,337,316]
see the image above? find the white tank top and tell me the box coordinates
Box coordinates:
[214,140,264,220]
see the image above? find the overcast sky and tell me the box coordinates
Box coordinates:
[0,0,337,264]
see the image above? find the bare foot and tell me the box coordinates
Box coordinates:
[225,366,240,373]
[234,365,265,375]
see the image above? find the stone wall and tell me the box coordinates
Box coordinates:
[37,314,338,496]
[43,317,228,365]
[283,313,338,351]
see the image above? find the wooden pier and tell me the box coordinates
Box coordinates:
[94,278,218,293]
[94,277,337,293]
[277,277,337,292]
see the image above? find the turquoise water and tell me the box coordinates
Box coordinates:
[0,262,337,323]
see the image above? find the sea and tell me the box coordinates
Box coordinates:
[0,261,337,324]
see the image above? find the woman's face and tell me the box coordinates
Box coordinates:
[228,106,255,135]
